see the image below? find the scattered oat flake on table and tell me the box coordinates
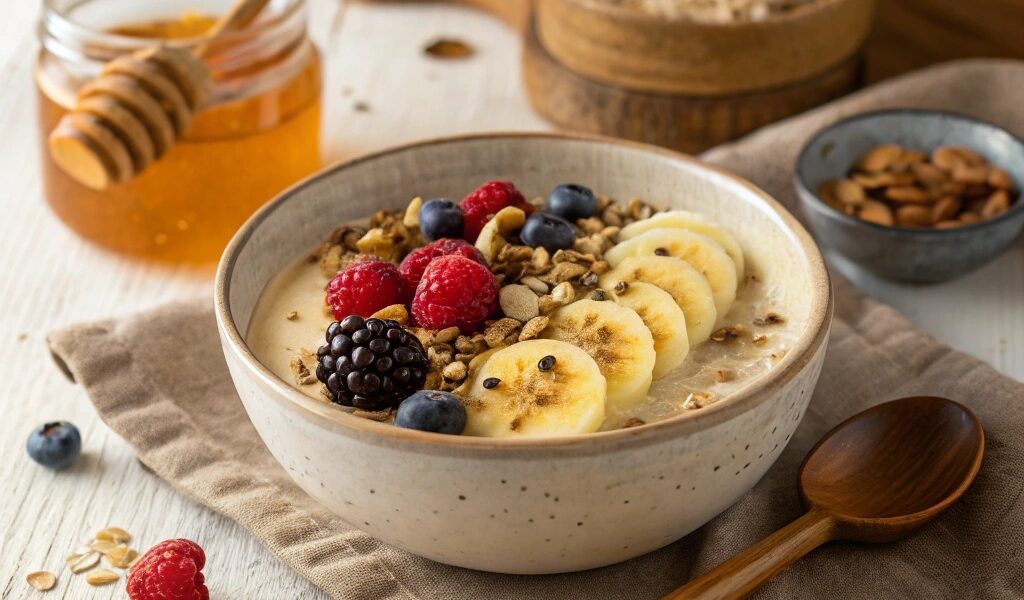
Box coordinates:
[423,38,474,59]
[69,551,100,573]
[353,101,370,112]
[106,544,138,569]
[26,571,56,591]
[85,569,119,586]
[89,540,117,554]
[95,526,131,544]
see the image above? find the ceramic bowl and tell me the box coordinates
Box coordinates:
[215,133,832,574]
[795,109,1024,283]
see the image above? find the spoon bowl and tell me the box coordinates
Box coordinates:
[800,396,984,541]
[665,396,984,600]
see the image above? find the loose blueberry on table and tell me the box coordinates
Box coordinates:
[26,421,81,469]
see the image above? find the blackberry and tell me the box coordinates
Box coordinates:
[316,315,428,410]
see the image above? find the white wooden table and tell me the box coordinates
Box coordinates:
[1,1,1021,598]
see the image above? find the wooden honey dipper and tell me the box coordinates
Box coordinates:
[49,0,271,190]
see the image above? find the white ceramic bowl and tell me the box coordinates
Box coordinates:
[215,133,832,574]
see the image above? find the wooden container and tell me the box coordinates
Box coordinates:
[523,18,863,153]
[866,0,1024,83]
[535,0,878,96]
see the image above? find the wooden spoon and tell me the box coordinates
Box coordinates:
[664,396,984,600]
[48,0,271,190]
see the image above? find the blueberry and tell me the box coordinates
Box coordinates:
[546,184,597,221]
[419,198,464,241]
[520,212,575,252]
[395,390,467,435]
[26,421,81,469]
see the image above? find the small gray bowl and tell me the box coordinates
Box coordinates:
[795,109,1024,283]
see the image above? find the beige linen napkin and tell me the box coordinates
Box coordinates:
[48,59,1024,599]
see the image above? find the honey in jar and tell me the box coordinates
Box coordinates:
[37,0,322,263]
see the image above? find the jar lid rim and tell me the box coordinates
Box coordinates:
[41,0,306,51]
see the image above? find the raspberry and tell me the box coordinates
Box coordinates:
[326,260,409,320]
[460,180,533,242]
[412,255,499,331]
[399,238,485,292]
[126,539,208,600]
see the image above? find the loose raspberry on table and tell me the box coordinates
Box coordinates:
[126,539,208,600]
[399,238,486,292]
[412,255,499,332]
[326,260,409,320]
[460,180,533,242]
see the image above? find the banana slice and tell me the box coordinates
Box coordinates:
[605,228,737,318]
[609,281,689,379]
[462,339,606,438]
[475,206,526,262]
[541,299,656,410]
[619,210,745,280]
[600,256,717,346]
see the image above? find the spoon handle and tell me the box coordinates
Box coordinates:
[663,508,837,600]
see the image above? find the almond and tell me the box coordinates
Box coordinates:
[932,196,962,222]
[895,205,933,228]
[858,201,894,226]
[910,161,948,186]
[982,190,1010,219]
[855,144,903,173]
[834,179,866,206]
[960,212,983,225]
[885,186,932,204]
[951,164,989,185]
[988,167,1013,190]
[932,146,967,171]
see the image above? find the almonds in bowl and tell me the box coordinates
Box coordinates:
[818,143,1017,229]
[795,109,1024,283]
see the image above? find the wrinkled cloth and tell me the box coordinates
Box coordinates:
[48,60,1024,599]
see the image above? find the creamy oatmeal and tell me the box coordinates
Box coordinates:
[246,182,800,437]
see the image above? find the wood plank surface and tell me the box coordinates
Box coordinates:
[0,1,1020,599]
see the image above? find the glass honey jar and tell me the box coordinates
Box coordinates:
[37,0,322,263]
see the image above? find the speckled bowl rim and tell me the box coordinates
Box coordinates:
[794,108,1024,236]
[215,132,832,455]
